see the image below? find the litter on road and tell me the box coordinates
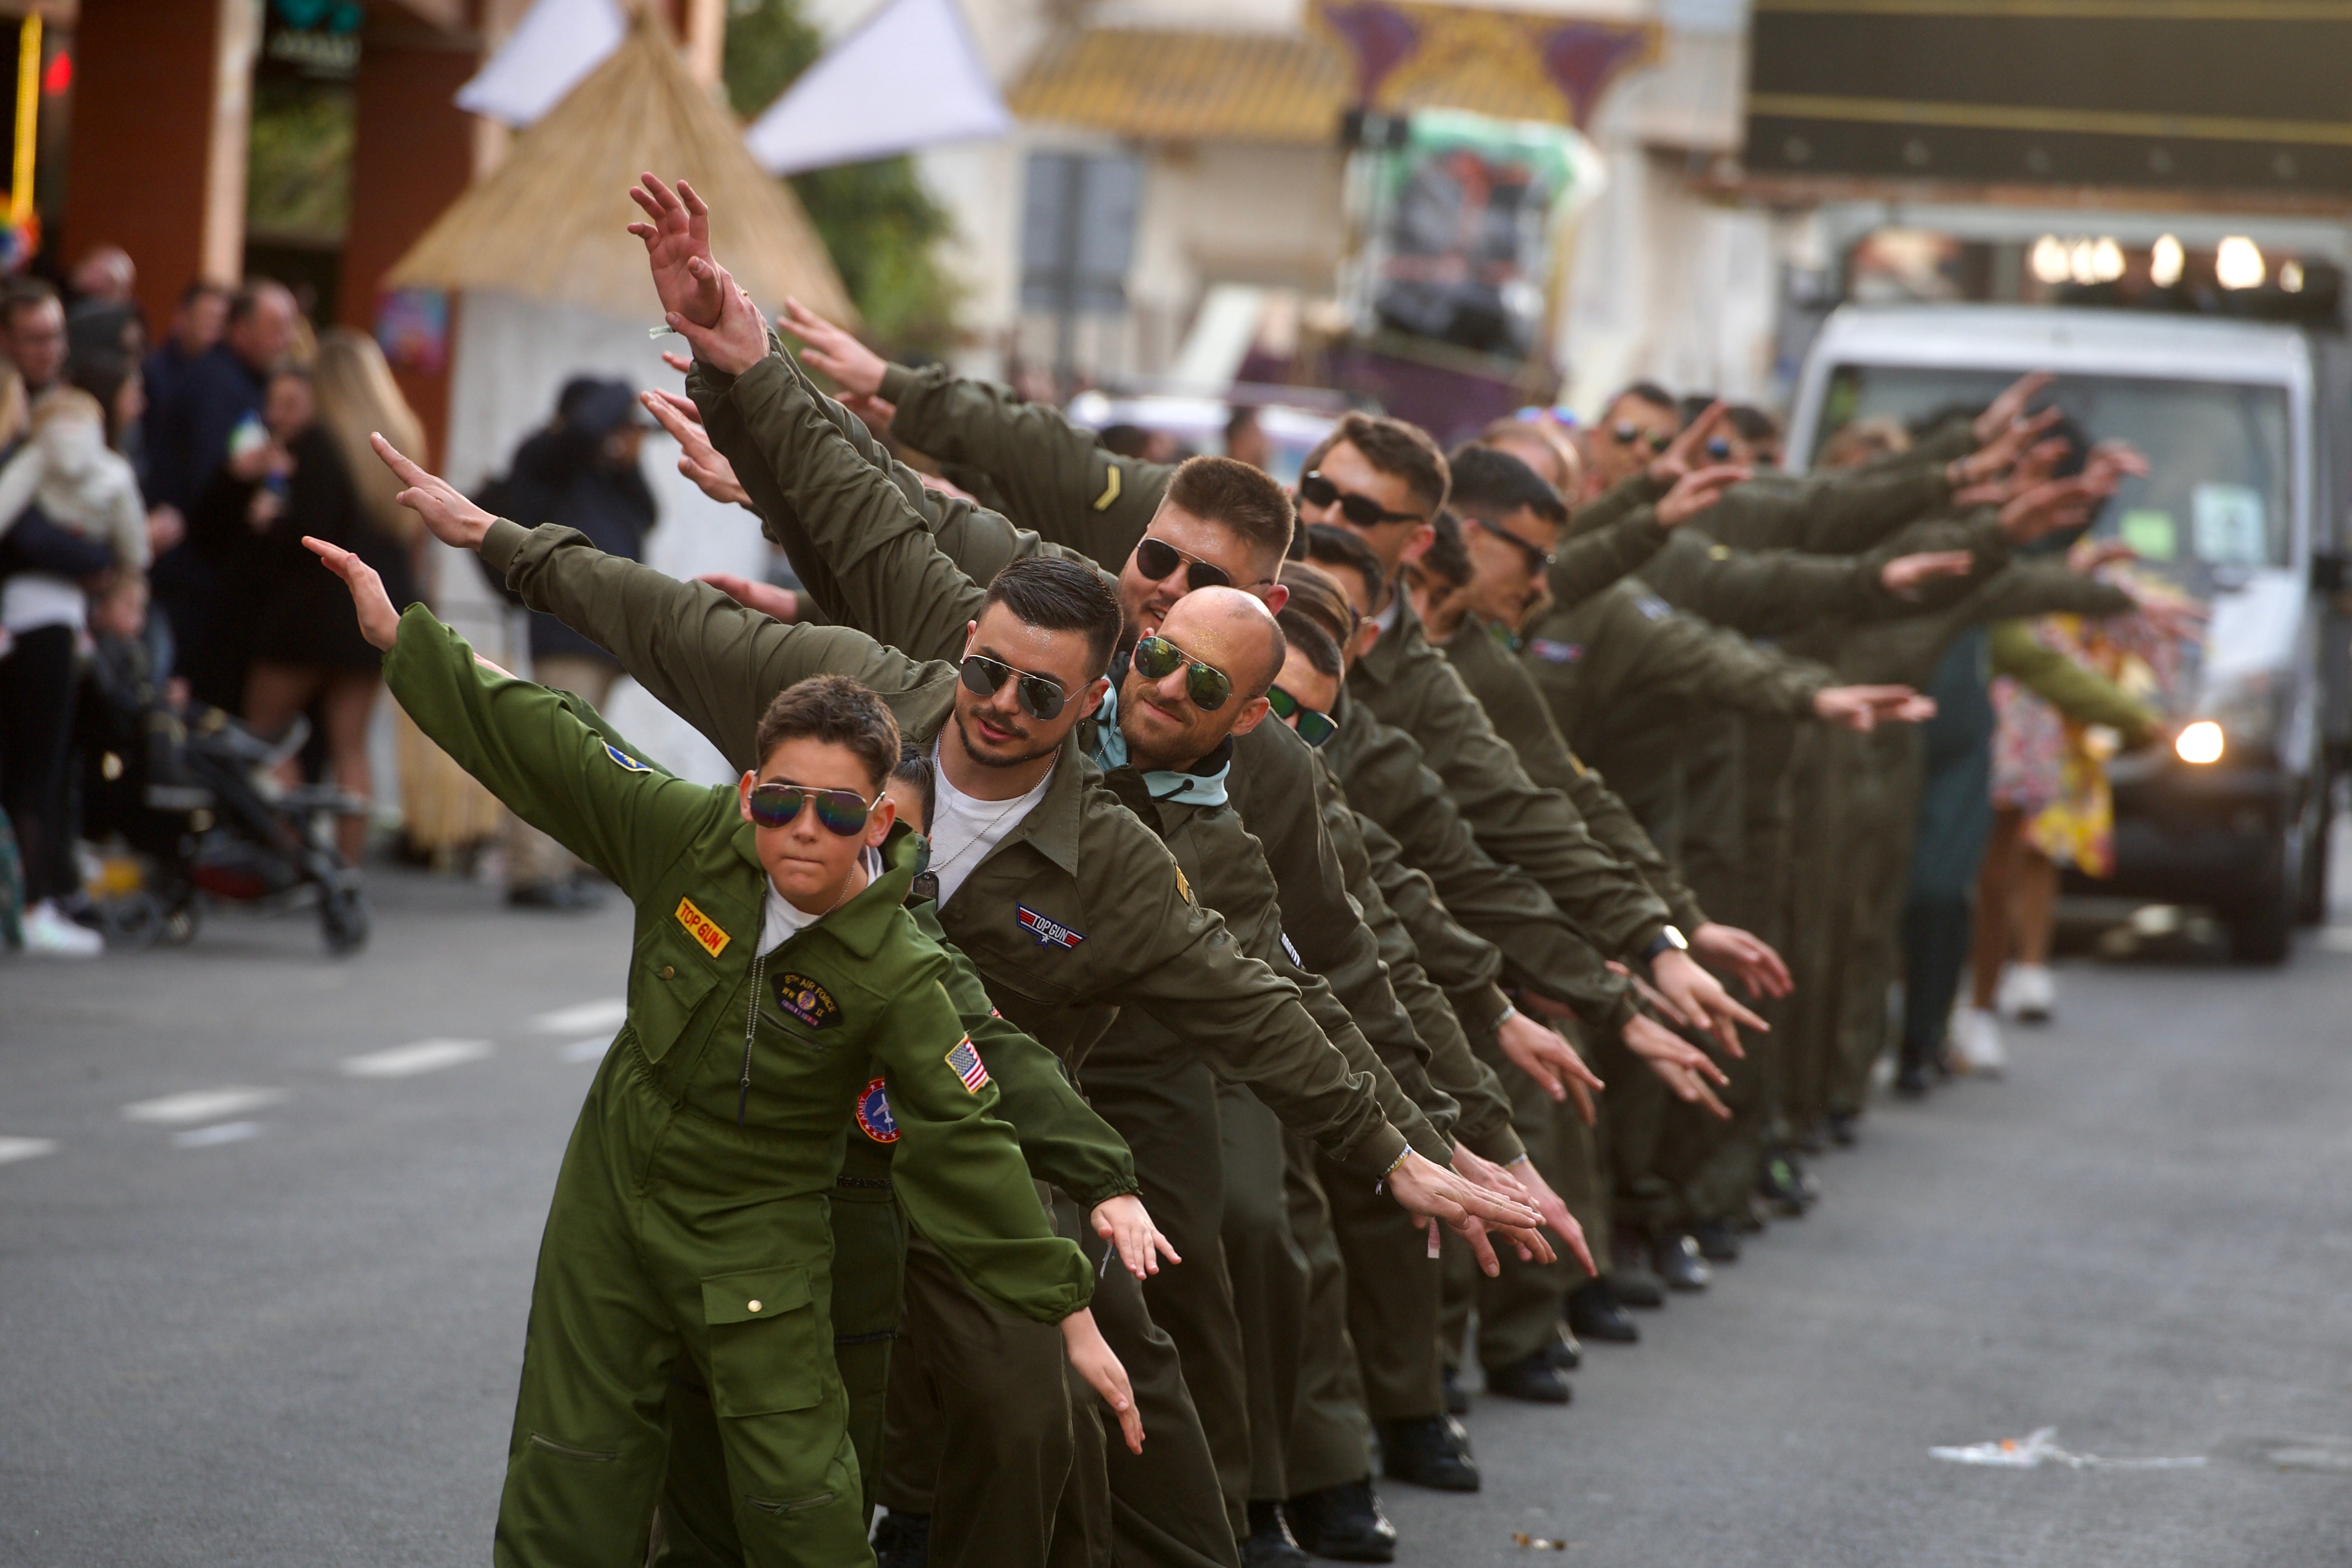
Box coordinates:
[1930,1428,2208,1471]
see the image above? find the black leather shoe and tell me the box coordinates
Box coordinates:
[1566,1280,1639,1343]
[1827,1109,1862,1146]
[1757,1151,1813,1217]
[1484,1350,1571,1404]
[1244,1501,1312,1567]
[1608,1264,1666,1308]
[1284,1480,1397,1563]
[1651,1233,1711,1292]
[1690,1219,1741,1263]
[1543,1328,1582,1370]
[1441,1364,1469,1415]
[1894,1054,1933,1098]
[872,1511,930,1568]
[1379,1415,1479,1492]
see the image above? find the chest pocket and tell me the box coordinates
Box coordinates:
[632,928,722,1065]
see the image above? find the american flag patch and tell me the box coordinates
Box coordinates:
[945,1035,990,1093]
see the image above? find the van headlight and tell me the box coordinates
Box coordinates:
[2176,720,2225,765]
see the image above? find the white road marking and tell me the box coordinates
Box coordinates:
[342,1039,493,1078]
[172,1121,261,1149]
[559,1037,610,1063]
[122,1087,287,1125]
[532,999,628,1035]
[2317,927,2352,954]
[0,1136,57,1165]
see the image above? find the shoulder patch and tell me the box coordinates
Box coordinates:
[773,972,842,1030]
[675,897,731,957]
[604,741,650,772]
[856,1077,900,1142]
[1280,932,1303,968]
[945,1034,991,1092]
[1173,864,1193,905]
[1017,904,1086,949]
[1092,463,1123,513]
[1529,638,1583,664]
[1634,593,1671,621]
[1708,543,1732,561]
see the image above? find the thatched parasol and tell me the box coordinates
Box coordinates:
[388,8,853,322]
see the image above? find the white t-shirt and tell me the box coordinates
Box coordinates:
[1,573,85,635]
[761,846,883,954]
[925,740,1054,906]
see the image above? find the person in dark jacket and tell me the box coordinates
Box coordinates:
[473,375,659,907]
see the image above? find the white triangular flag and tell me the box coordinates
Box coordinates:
[744,0,1010,176]
[456,0,628,127]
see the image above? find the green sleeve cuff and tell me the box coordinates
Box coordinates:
[1343,1123,1413,1184]
[879,362,922,405]
[479,517,532,578]
[1458,984,1512,1035]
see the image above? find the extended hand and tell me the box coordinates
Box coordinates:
[1059,1308,1143,1454]
[1091,1193,1182,1279]
[627,172,722,329]
[1495,1008,1602,1123]
[697,572,799,622]
[665,259,771,378]
[1656,464,1750,528]
[777,297,889,398]
[371,434,496,549]
[1975,371,2054,444]
[641,390,752,508]
[1649,947,1763,1055]
[303,535,400,650]
[1385,1150,1543,1278]
[1651,400,1728,485]
[1880,549,1975,597]
[1621,1013,1732,1118]
[1505,1155,1595,1275]
[1687,921,1792,1000]
[1450,1147,1556,1267]
[1813,682,1931,733]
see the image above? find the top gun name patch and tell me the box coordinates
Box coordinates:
[605,742,651,772]
[856,1077,899,1142]
[1017,905,1085,949]
[1529,638,1583,664]
[675,897,731,957]
[945,1034,990,1092]
[773,973,842,1030]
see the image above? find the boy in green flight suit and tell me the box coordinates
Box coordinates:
[300,535,1132,1568]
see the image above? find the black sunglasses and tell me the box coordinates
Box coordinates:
[1299,471,1424,528]
[1610,422,1672,455]
[1131,633,1233,712]
[1133,535,1233,593]
[1465,516,1555,574]
[747,780,878,837]
[959,652,1068,720]
[1266,684,1337,748]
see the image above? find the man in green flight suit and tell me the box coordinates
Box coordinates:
[297,534,1126,1568]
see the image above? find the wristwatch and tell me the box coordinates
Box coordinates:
[1640,925,1689,964]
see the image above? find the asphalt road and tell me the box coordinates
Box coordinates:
[4,866,2350,1567]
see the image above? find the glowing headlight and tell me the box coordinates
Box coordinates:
[2176,720,2226,765]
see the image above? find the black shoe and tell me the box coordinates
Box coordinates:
[1757,1152,1812,1217]
[1484,1350,1572,1404]
[1826,1109,1861,1146]
[1244,1501,1312,1567]
[1441,1364,1470,1415]
[1894,1054,1933,1098]
[1543,1328,1582,1370]
[1565,1280,1639,1344]
[1379,1415,1479,1492]
[1284,1480,1397,1563]
[1651,1233,1711,1292]
[872,1511,930,1568]
[1690,1219,1741,1263]
[1607,1264,1666,1308]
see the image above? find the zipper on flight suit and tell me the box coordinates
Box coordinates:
[737,950,768,1125]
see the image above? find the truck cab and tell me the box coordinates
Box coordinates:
[1785,304,2352,962]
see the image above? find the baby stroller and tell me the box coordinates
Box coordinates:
[75,621,370,954]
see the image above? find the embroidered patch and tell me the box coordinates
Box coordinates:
[1528,638,1583,664]
[675,897,730,957]
[856,1077,899,1143]
[1634,593,1671,621]
[1017,905,1086,949]
[945,1034,990,1092]
[604,742,650,772]
[1092,464,1123,512]
[1280,932,1303,968]
[772,972,842,1030]
[1173,865,1193,905]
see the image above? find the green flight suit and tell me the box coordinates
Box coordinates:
[381,607,1088,1568]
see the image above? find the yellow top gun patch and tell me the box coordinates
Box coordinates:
[675,896,731,958]
[1092,464,1123,512]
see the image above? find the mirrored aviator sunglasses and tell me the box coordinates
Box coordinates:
[1131,634,1233,711]
[1266,685,1337,748]
[748,782,877,837]
[959,652,1068,720]
[1133,536,1233,592]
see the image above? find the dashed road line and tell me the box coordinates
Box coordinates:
[2318,926,2352,954]
[172,1121,262,1149]
[532,999,628,1035]
[0,1136,57,1165]
[342,1039,494,1078]
[122,1087,288,1125]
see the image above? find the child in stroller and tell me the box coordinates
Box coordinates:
[75,572,370,952]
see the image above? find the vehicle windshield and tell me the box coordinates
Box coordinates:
[1812,365,2296,586]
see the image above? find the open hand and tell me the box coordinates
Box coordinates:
[1489,1153,1593,1274]
[1621,1013,1732,1117]
[1813,682,1933,733]
[1656,464,1750,528]
[777,297,889,398]
[1650,400,1727,485]
[1650,946,1763,1055]
[642,389,751,507]
[1688,921,1792,1000]
[1975,371,2054,444]
[665,259,770,378]
[697,572,800,623]
[1495,1007,1602,1123]
[1881,549,1975,597]
[1091,1194,1181,1279]
[1449,1146,1556,1266]
[303,535,400,650]
[371,433,496,549]
[1058,1309,1143,1454]
[1385,1149,1543,1278]
[627,172,722,329]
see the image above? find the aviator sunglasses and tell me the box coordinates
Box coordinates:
[1299,470,1425,528]
[748,781,880,837]
[959,652,1069,720]
[1465,516,1555,575]
[1266,685,1337,748]
[1609,421,1673,455]
[1131,634,1234,712]
[1134,536,1235,593]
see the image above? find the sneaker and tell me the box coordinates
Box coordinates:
[2001,963,2055,1024]
[1951,1008,2007,1077]
[23,900,102,959]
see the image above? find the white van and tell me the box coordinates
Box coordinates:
[1785,304,2352,962]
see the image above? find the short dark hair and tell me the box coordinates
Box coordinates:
[1299,523,1385,603]
[754,675,902,792]
[1419,511,1471,589]
[0,277,59,328]
[1276,604,1343,680]
[1612,380,1675,415]
[1278,559,1359,652]
[180,279,231,310]
[229,278,291,325]
[1677,394,1717,430]
[1445,444,1567,526]
[981,555,1122,674]
[1303,412,1450,516]
[1725,404,1781,444]
[890,742,936,835]
[1163,454,1296,563]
